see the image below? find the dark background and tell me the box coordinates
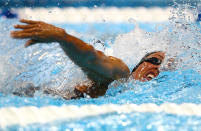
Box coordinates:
[0,0,200,8]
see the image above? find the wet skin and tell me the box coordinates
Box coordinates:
[132,52,165,82]
[11,19,165,99]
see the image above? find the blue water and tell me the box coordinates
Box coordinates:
[6,112,201,131]
[0,0,197,8]
[0,7,201,130]
[0,69,201,108]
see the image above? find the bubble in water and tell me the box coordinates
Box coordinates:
[0,3,200,98]
[5,2,8,6]
[111,3,200,73]
[128,18,136,24]
[102,19,106,22]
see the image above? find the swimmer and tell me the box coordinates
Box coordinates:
[11,19,165,99]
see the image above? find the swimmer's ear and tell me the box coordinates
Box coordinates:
[25,39,38,47]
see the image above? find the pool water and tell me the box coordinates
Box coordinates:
[7,112,201,131]
[0,4,201,131]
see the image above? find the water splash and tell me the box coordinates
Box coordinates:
[0,18,90,95]
[111,3,200,72]
[0,3,200,99]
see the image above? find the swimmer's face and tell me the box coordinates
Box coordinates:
[132,52,165,82]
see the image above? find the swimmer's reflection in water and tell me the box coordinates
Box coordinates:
[11,19,166,99]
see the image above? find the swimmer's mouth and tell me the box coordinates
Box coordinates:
[145,72,157,81]
[147,73,155,79]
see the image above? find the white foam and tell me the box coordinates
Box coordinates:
[15,7,174,23]
[0,103,201,128]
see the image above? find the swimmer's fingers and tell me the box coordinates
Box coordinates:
[14,24,36,29]
[11,32,38,39]
[25,39,38,47]
[11,28,41,34]
[20,19,41,24]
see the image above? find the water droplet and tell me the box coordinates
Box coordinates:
[128,18,136,23]
[102,19,106,22]
[5,2,8,5]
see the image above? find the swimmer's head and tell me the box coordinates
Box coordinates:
[131,51,165,81]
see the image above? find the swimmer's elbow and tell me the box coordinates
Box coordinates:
[83,44,99,61]
[111,59,130,79]
[119,65,130,79]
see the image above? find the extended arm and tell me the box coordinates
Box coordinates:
[59,33,130,82]
[11,19,130,88]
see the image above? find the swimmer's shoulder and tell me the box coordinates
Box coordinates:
[108,56,130,79]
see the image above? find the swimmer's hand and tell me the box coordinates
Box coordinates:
[11,19,66,47]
